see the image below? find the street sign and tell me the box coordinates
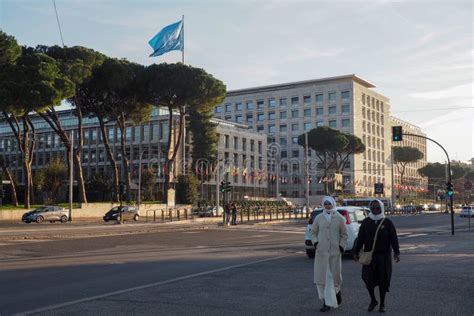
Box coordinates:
[2,180,11,184]
[464,181,472,191]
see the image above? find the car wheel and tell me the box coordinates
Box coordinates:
[104,218,109,222]
[60,215,68,223]
[306,249,315,258]
[49,221,54,223]
[133,214,139,221]
[36,216,44,224]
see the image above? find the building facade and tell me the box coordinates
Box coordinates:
[390,116,428,200]
[0,108,266,201]
[214,74,394,198]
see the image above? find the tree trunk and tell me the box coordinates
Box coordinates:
[21,118,31,209]
[74,106,87,204]
[98,116,119,201]
[118,114,131,201]
[0,156,18,206]
[38,108,88,203]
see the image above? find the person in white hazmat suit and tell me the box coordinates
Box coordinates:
[311,196,348,312]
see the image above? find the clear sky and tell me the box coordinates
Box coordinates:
[1,0,472,163]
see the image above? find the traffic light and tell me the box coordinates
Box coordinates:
[225,182,232,192]
[446,182,454,197]
[392,126,403,142]
[219,181,225,193]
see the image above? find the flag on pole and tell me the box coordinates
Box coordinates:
[148,19,184,57]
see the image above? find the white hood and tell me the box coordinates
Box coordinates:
[368,199,386,221]
[322,196,337,214]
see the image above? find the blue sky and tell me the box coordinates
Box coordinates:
[1,0,472,163]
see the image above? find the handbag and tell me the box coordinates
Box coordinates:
[358,218,385,265]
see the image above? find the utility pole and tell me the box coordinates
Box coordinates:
[391,146,395,211]
[305,132,310,215]
[68,130,73,222]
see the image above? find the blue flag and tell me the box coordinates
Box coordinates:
[148,20,184,57]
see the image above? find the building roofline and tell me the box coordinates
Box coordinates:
[211,117,250,129]
[226,74,376,96]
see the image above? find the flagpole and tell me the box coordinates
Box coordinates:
[181,14,186,175]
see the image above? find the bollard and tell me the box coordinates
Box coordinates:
[185,209,188,220]
[263,209,266,222]
[247,208,250,222]
[169,209,173,222]
[177,209,181,221]
[154,210,156,222]
[240,209,243,223]
[161,209,164,222]
[270,208,272,221]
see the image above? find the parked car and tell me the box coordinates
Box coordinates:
[103,206,140,223]
[460,206,474,218]
[304,206,368,258]
[22,206,68,224]
[197,206,223,217]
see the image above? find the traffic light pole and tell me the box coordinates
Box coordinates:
[403,133,454,235]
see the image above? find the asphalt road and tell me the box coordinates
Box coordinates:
[0,213,473,315]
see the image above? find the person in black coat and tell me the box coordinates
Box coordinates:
[231,202,237,225]
[353,199,400,313]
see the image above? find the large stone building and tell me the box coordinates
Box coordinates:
[390,116,428,200]
[214,74,394,198]
[0,108,266,202]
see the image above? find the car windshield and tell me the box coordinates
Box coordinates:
[31,207,47,213]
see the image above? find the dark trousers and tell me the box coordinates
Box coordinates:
[231,212,237,225]
[225,212,230,224]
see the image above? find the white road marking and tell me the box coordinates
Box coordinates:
[15,254,293,316]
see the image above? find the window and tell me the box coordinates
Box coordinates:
[143,125,150,141]
[291,96,299,105]
[292,110,299,118]
[281,151,287,158]
[225,103,232,112]
[280,111,287,119]
[108,127,114,142]
[292,123,299,131]
[225,135,229,148]
[342,104,350,114]
[257,100,264,109]
[233,137,238,149]
[279,137,287,145]
[341,91,350,101]
[328,92,336,103]
[257,125,264,132]
[316,121,324,127]
[316,108,323,116]
[342,119,350,128]
[269,98,276,107]
[242,139,247,151]
[292,150,299,158]
[316,93,323,105]
[304,109,311,117]
[268,125,275,133]
[280,124,287,132]
[235,102,243,111]
[268,112,276,120]
[250,140,255,152]
[362,94,366,105]
[246,101,254,110]
[303,95,311,104]
[247,114,253,123]
[292,136,298,144]
[125,127,132,141]
[329,120,337,128]
[329,106,337,115]
[134,126,140,142]
[236,115,243,123]
[258,141,262,153]
[280,98,287,106]
[304,122,312,130]
[225,115,231,120]
[257,113,265,121]
[362,107,366,119]
[215,106,222,114]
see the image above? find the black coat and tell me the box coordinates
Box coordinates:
[354,217,400,292]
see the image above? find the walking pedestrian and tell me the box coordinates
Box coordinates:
[224,203,231,226]
[231,202,237,225]
[311,196,348,312]
[353,199,400,313]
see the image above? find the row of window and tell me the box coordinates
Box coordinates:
[253,119,351,133]
[222,135,263,153]
[220,104,351,124]
[362,110,385,124]
[361,94,385,112]
[216,91,351,113]
[363,150,386,163]
[363,135,385,151]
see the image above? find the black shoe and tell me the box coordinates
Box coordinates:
[336,291,342,305]
[320,303,331,312]
[368,300,378,312]
[379,305,385,313]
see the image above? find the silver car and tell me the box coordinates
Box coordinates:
[22,206,69,224]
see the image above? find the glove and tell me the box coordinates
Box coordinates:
[314,242,318,249]
[339,246,344,253]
